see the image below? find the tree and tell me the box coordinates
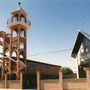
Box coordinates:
[62,67,74,78]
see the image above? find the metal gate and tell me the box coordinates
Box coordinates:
[23,74,37,89]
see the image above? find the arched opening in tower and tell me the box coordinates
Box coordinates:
[20,42,24,49]
[20,54,23,59]
[12,14,18,23]
[20,30,25,37]
[20,54,24,62]
[12,30,17,37]
[5,51,9,57]
[20,14,26,23]
[0,37,3,42]
[11,51,17,58]
[13,17,17,23]
[21,17,25,22]
[11,51,17,71]
[0,45,3,55]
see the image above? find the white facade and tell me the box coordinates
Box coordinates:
[79,38,90,64]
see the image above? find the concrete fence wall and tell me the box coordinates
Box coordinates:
[63,78,87,90]
[40,78,89,90]
[40,68,90,90]
[7,80,21,89]
[0,68,89,90]
[0,80,22,89]
[0,81,4,88]
[0,78,88,90]
[41,80,61,90]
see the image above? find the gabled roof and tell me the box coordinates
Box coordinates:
[71,31,90,58]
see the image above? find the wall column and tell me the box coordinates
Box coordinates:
[59,67,63,90]
[84,68,90,90]
[37,70,40,90]
[20,71,23,89]
[84,68,90,78]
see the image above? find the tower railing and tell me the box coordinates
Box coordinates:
[7,18,31,26]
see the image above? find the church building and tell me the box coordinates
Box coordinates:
[0,2,61,89]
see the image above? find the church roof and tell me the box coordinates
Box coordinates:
[71,31,90,58]
[26,59,61,67]
[11,57,61,67]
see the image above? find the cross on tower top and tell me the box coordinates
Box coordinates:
[18,2,21,7]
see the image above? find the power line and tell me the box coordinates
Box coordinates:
[30,49,72,56]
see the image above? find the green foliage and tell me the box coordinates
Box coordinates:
[62,67,74,78]
[62,67,73,75]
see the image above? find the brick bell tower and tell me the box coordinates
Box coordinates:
[7,2,30,79]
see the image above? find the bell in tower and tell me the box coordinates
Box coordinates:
[7,2,31,79]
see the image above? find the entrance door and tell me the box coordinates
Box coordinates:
[23,74,37,89]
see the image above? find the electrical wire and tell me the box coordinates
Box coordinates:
[30,49,72,56]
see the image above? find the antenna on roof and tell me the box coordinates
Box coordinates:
[18,2,21,7]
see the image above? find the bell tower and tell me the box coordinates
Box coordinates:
[7,2,31,79]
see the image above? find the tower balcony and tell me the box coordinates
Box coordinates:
[7,18,31,29]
